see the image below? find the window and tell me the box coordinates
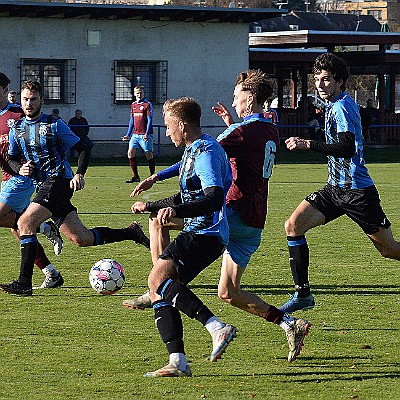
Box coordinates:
[114,60,167,105]
[20,59,76,104]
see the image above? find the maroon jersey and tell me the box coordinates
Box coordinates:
[0,103,24,181]
[217,114,279,229]
[130,99,153,135]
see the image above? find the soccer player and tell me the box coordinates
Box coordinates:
[125,70,311,363]
[7,90,18,104]
[0,80,150,296]
[0,72,63,289]
[131,97,236,377]
[122,86,155,183]
[280,53,400,313]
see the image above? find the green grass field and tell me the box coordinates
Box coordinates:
[0,156,399,400]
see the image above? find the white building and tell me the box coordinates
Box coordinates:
[0,1,281,156]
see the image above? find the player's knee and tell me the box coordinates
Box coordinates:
[284,218,295,236]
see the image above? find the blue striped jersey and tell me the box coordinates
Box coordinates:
[325,92,374,189]
[179,133,232,244]
[8,113,80,185]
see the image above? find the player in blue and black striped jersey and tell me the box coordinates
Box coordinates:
[130,97,235,377]
[0,80,150,296]
[281,53,400,313]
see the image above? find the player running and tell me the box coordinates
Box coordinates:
[0,80,149,296]
[124,70,311,364]
[280,53,400,313]
[0,72,63,289]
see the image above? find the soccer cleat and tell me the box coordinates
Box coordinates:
[126,176,140,183]
[210,324,237,362]
[279,292,315,314]
[41,221,63,256]
[286,318,311,362]
[144,363,192,378]
[127,221,150,249]
[0,280,32,296]
[33,272,64,289]
[123,291,152,310]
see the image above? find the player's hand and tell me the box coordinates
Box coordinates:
[212,102,234,127]
[130,175,158,197]
[121,135,130,141]
[19,160,34,176]
[285,137,310,151]
[143,134,149,142]
[131,201,147,214]
[70,174,85,191]
[157,207,176,225]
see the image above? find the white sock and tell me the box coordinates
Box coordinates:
[169,352,187,370]
[205,316,225,335]
[279,314,296,332]
[42,264,57,276]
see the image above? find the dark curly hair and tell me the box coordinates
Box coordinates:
[0,72,11,89]
[235,69,274,105]
[312,53,349,91]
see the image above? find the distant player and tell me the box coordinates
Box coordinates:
[281,53,400,313]
[122,86,155,183]
[0,71,63,289]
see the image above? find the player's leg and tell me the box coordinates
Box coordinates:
[219,253,311,361]
[126,138,140,183]
[123,214,183,310]
[149,233,237,367]
[143,134,155,175]
[1,202,52,295]
[368,227,400,259]
[280,199,326,313]
[0,202,17,228]
[10,228,63,289]
[59,210,149,248]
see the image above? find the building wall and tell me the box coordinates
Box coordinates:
[1,16,249,155]
[345,1,400,31]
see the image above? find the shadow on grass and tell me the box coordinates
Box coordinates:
[189,283,400,296]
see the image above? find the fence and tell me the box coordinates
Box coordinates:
[75,117,400,158]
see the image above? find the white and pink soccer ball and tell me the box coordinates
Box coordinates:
[89,259,125,295]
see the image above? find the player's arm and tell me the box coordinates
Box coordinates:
[122,116,134,140]
[285,132,355,158]
[145,102,154,136]
[130,161,181,197]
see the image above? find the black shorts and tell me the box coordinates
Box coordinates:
[32,177,77,226]
[160,231,225,285]
[305,184,390,234]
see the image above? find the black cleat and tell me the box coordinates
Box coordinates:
[126,176,140,183]
[0,280,33,296]
[127,221,150,249]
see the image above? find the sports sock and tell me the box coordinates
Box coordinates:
[19,235,38,286]
[287,235,310,297]
[156,279,214,325]
[90,227,136,245]
[129,157,139,177]
[264,305,285,324]
[148,157,155,175]
[279,313,296,332]
[204,316,225,334]
[169,352,188,370]
[34,241,51,270]
[153,300,185,355]
[42,264,57,276]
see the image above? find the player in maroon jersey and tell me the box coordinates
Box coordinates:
[122,86,155,183]
[0,72,64,289]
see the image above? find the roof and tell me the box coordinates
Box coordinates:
[0,1,283,23]
[252,10,382,32]
[249,30,400,47]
